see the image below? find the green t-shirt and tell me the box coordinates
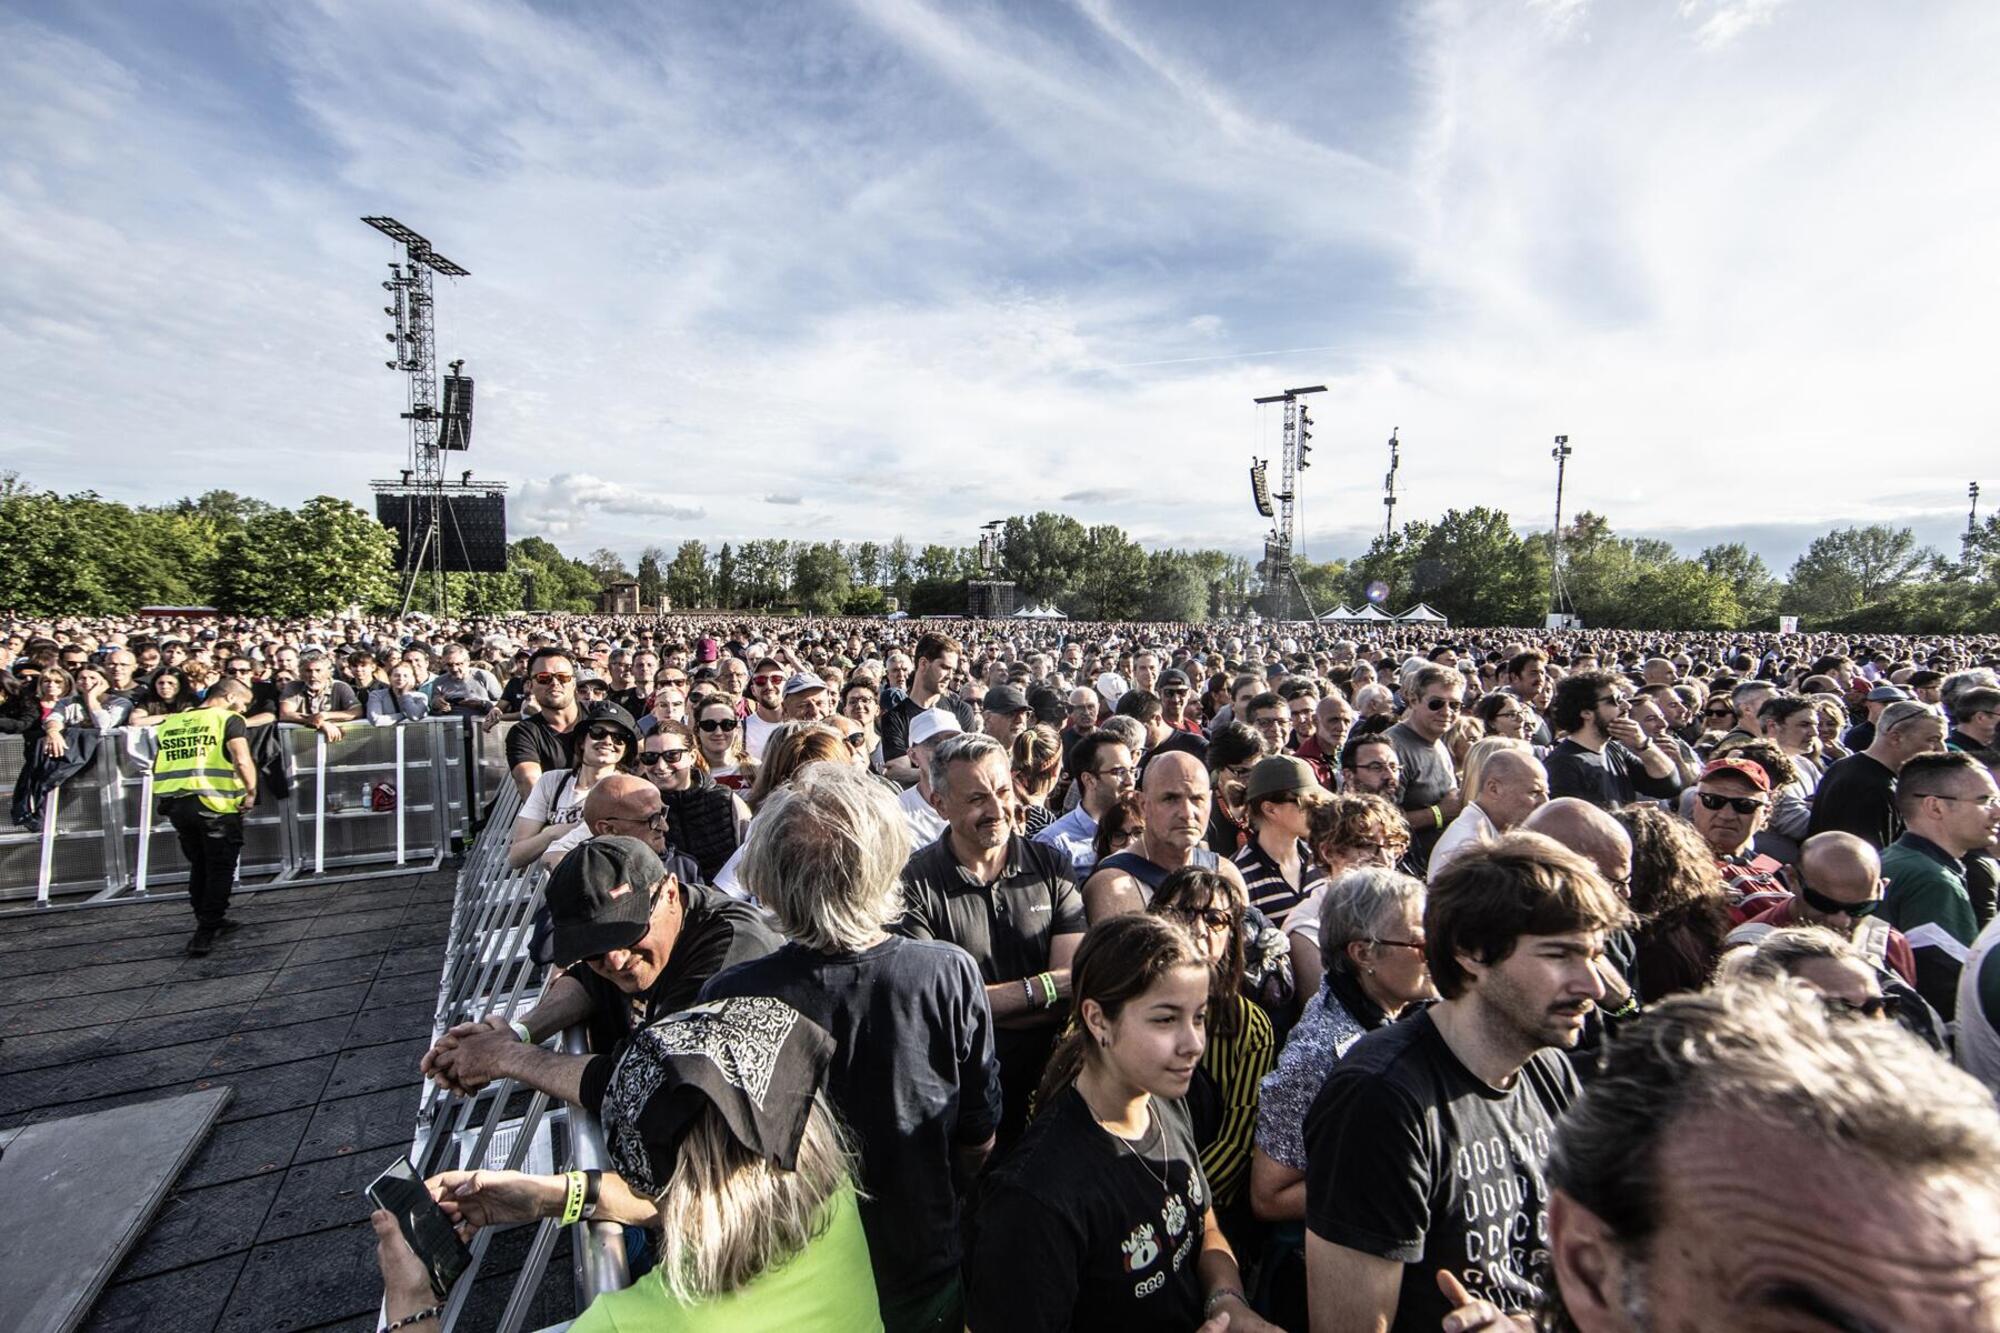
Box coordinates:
[570,1186,881,1333]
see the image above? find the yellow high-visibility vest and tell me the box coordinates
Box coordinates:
[154,707,247,813]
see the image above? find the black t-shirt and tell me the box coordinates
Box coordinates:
[506,711,578,777]
[570,882,780,1110]
[1806,751,1901,849]
[701,937,1002,1304]
[1304,1009,1578,1332]
[879,690,977,761]
[1543,736,1682,810]
[967,1088,1209,1333]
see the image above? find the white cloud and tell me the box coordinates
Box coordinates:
[512,474,704,542]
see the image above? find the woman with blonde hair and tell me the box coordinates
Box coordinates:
[1010,722,1064,836]
[371,998,883,1331]
[693,692,757,790]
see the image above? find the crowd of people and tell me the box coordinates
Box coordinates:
[10,610,2000,1329]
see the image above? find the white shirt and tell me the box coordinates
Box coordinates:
[520,768,590,827]
[1427,802,1499,883]
[899,783,949,849]
[743,711,779,762]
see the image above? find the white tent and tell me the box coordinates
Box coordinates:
[1319,605,1356,621]
[1012,604,1069,619]
[1394,603,1448,625]
[1347,604,1392,622]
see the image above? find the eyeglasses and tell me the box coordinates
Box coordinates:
[1424,697,1462,713]
[1355,760,1403,774]
[1798,882,1883,919]
[533,672,575,686]
[1091,764,1137,781]
[1697,791,1766,814]
[697,718,739,733]
[1594,696,1628,710]
[1170,907,1236,930]
[585,726,629,744]
[656,676,688,687]
[1370,936,1426,952]
[640,750,689,766]
[1828,994,1900,1019]
[1930,793,2000,811]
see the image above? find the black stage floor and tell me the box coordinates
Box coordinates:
[0,872,574,1333]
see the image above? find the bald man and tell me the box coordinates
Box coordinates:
[1728,831,1919,989]
[1523,797,1640,1025]
[541,773,699,884]
[1081,750,1248,922]
[1429,749,1551,882]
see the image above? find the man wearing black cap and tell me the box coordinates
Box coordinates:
[422,836,778,1112]
[980,683,1034,750]
[1843,683,1914,753]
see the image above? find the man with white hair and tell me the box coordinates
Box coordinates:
[703,763,1001,1332]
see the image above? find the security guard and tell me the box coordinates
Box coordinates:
[155,676,259,955]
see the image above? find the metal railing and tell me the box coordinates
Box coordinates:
[0,716,514,907]
[407,780,631,1332]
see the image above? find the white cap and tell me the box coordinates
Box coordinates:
[909,708,963,748]
[1095,671,1129,705]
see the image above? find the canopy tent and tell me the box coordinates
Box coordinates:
[1393,603,1449,625]
[1318,605,1356,621]
[1344,604,1393,622]
[1011,604,1070,619]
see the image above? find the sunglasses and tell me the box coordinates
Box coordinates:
[585,726,629,743]
[1172,907,1235,930]
[656,676,688,687]
[1703,707,1735,718]
[752,674,785,686]
[1370,936,1426,952]
[533,672,575,686]
[1798,882,1883,919]
[844,732,868,749]
[640,750,689,766]
[1828,993,1900,1019]
[1697,791,1766,814]
[1424,697,1462,712]
[697,718,739,733]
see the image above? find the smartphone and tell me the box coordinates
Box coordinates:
[367,1156,472,1299]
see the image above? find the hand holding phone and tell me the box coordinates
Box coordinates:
[368,1156,472,1300]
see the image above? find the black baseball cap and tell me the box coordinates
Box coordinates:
[530,837,664,966]
[982,684,1031,714]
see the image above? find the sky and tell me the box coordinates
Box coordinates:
[2,0,1995,574]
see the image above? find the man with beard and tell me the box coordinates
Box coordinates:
[1339,733,1404,802]
[882,632,976,784]
[1384,665,1470,875]
[1303,834,1632,1333]
[897,732,1085,1150]
[740,656,789,760]
[1295,693,1356,787]
[1543,670,1682,811]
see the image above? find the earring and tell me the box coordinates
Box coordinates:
[1365,967,1376,976]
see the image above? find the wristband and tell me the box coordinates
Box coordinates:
[1023,976,1036,1008]
[1429,804,1442,830]
[1038,972,1058,1009]
[1204,1288,1247,1317]
[508,1019,532,1043]
[560,1169,587,1225]
[580,1168,602,1220]
[382,1307,440,1331]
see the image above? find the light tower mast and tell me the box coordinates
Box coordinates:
[1382,427,1402,542]
[1251,384,1327,621]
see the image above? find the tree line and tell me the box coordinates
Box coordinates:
[2,473,1995,631]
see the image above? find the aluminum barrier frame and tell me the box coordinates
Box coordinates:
[405,781,631,1332]
[0,715,512,909]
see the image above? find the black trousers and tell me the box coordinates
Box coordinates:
[164,796,244,927]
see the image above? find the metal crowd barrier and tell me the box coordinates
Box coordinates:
[407,781,630,1332]
[0,716,513,907]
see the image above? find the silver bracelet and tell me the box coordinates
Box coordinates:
[1204,1288,1247,1317]
[382,1306,440,1332]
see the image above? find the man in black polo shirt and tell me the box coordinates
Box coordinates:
[881,631,975,784]
[420,837,778,1113]
[1304,833,1633,1332]
[897,731,1085,1147]
[1809,700,1948,849]
[504,647,584,797]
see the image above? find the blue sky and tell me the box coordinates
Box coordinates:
[2,0,1995,573]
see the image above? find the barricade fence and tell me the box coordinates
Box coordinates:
[0,716,515,907]
[408,782,629,1331]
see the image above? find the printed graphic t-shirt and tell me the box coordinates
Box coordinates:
[1303,1008,1578,1332]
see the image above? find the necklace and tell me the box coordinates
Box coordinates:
[1084,1086,1171,1196]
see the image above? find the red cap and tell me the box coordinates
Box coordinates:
[1700,756,1771,791]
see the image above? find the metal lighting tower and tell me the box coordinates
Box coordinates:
[363,216,470,615]
[1251,384,1327,621]
[1382,427,1402,542]
[1971,482,1982,537]
[1548,435,1574,626]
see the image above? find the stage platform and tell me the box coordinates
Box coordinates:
[0,871,573,1333]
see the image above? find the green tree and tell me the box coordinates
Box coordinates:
[715,543,738,609]
[636,546,667,608]
[883,537,916,605]
[1293,557,1350,617]
[792,542,853,615]
[446,571,525,614]
[1000,512,1089,604]
[586,547,631,587]
[1072,524,1147,620]
[212,496,397,617]
[1140,550,1208,621]
[1406,507,1545,626]
[511,536,599,611]
[1785,525,1931,619]
[1617,561,1742,630]
[666,540,712,609]
[1344,522,1431,611]
[850,541,883,590]
[916,544,962,585]
[735,540,793,608]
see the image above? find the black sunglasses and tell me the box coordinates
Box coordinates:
[585,726,629,744]
[1798,882,1883,919]
[1829,993,1900,1019]
[1697,791,1766,814]
[1703,706,1735,718]
[697,718,739,732]
[1170,906,1236,930]
[640,750,689,766]
[1424,697,1462,712]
